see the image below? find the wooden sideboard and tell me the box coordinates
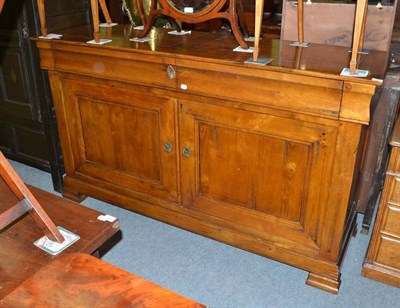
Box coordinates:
[33,25,386,293]
[362,114,400,288]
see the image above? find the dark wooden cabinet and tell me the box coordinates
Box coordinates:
[0,0,90,192]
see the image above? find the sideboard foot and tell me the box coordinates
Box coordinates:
[306,272,341,294]
[62,186,87,203]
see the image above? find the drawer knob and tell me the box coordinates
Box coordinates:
[166,65,176,80]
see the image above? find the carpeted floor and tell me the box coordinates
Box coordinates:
[9,160,400,307]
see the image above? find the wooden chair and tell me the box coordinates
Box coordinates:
[0,151,63,242]
[37,0,112,43]
[253,0,368,74]
[138,0,249,49]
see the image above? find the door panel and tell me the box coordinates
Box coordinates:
[180,99,339,256]
[58,75,179,202]
[199,124,311,222]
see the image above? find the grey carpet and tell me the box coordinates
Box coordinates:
[9,160,400,307]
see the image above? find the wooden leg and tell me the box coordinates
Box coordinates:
[359,1,368,52]
[228,0,248,49]
[350,0,367,74]
[294,46,303,69]
[136,0,147,25]
[98,0,112,24]
[91,0,100,42]
[0,0,5,14]
[92,250,100,258]
[297,0,304,44]
[306,272,341,294]
[253,0,264,61]
[37,0,48,37]
[62,186,88,203]
[236,0,249,38]
[138,0,159,38]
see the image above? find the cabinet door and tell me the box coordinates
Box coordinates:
[54,74,179,203]
[179,100,344,257]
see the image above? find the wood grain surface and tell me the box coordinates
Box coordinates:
[0,178,120,298]
[2,253,205,307]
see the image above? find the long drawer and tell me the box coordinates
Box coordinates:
[176,61,343,119]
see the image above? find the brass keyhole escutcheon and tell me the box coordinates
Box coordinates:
[164,141,172,153]
[182,146,191,158]
[166,65,176,80]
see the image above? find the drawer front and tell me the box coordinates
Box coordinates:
[39,45,177,89]
[388,177,400,206]
[383,204,400,235]
[176,65,342,119]
[376,236,400,270]
[388,148,400,175]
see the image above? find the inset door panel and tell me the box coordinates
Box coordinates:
[58,75,179,202]
[0,50,30,107]
[78,97,162,182]
[180,100,339,255]
[198,124,311,222]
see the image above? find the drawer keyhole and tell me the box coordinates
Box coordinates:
[166,65,176,80]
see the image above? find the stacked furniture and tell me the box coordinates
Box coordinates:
[362,110,400,288]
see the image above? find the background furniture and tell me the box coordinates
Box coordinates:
[354,1,400,231]
[137,0,249,48]
[33,25,385,293]
[281,1,397,52]
[2,253,205,307]
[355,69,400,233]
[0,0,90,192]
[362,115,400,288]
[37,0,112,43]
[0,175,120,298]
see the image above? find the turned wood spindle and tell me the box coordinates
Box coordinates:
[253,0,264,62]
[350,0,368,74]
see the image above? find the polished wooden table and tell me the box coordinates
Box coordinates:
[0,177,120,298]
[2,253,205,307]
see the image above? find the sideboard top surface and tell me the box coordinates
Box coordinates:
[32,25,387,85]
